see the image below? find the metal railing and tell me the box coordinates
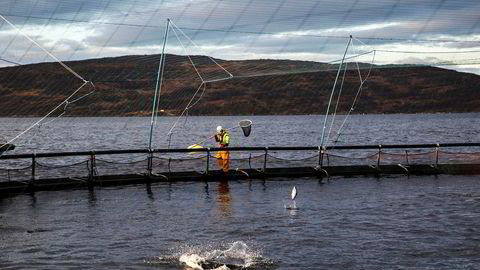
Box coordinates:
[1,143,479,184]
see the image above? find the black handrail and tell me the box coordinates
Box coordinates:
[0,143,479,160]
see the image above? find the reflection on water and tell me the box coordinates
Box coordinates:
[204,182,210,199]
[29,193,37,208]
[88,189,96,207]
[216,181,232,217]
[145,183,154,201]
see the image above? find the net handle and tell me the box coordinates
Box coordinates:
[189,119,253,147]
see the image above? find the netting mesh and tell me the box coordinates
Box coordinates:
[438,150,480,164]
[1,147,480,182]
[323,150,378,166]
[0,164,32,182]
[95,154,149,176]
[228,152,265,171]
[382,150,437,165]
[266,152,319,169]
[35,158,90,180]
[153,154,209,173]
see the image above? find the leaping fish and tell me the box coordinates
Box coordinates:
[285,186,299,210]
[291,186,297,200]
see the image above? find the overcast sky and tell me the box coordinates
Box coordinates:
[0,0,479,74]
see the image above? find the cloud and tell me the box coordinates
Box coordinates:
[0,0,479,74]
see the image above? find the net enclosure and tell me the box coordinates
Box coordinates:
[1,144,480,183]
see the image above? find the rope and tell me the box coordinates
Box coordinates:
[36,160,89,169]
[186,83,207,110]
[169,20,234,81]
[166,83,206,137]
[320,36,352,147]
[0,57,21,66]
[0,165,33,171]
[376,49,480,54]
[95,158,149,165]
[383,150,436,156]
[35,82,96,128]
[267,153,319,161]
[170,26,206,82]
[2,81,90,148]
[152,155,208,161]
[326,152,378,159]
[180,81,208,130]
[0,16,95,154]
[332,39,376,144]
[158,20,235,147]
[382,150,435,156]
[228,50,375,79]
[0,15,87,83]
[3,9,480,45]
[324,60,349,146]
[95,154,149,164]
[229,154,265,161]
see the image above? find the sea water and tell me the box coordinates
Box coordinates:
[1,113,479,154]
[1,114,480,269]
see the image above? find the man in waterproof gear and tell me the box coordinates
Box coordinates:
[214,126,229,173]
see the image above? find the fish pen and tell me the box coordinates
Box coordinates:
[1,143,480,194]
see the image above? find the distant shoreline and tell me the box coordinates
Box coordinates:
[0,112,479,118]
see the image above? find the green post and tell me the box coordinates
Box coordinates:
[149,18,170,150]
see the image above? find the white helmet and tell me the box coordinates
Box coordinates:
[216,126,222,133]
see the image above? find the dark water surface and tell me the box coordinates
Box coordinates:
[1,114,480,269]
[1,176,480,269]
[1,113,480,153]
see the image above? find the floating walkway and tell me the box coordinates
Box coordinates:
[1,143,479,194]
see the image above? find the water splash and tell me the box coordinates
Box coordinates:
[179,253,205,269]
[149,241,272,269]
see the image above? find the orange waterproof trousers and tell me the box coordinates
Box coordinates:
[215,148,229,173]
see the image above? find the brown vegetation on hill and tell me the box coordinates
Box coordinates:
[0,54,478,116]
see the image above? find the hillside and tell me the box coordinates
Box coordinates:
[0,54,479,116]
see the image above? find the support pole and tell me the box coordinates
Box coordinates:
[320,35,352,147]
[318,146,324,168]
[147,150,153,177]
[149,18,170,150]
[377,144,382,168]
